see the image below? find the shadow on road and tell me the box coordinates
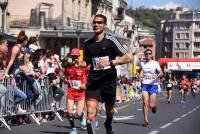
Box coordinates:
[52,125,69,128]
[40,130,69,134]
[113,121,144,127]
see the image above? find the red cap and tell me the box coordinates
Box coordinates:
[70,48,80,56]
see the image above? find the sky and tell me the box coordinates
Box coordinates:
[126,0,200,10]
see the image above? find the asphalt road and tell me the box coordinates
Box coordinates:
[1,91,200,134]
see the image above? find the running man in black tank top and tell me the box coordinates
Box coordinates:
[84,14,133,134]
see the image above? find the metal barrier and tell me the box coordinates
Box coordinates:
[0,77,67,130]
[117,83,142,102]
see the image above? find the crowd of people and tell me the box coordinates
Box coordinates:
[164,74,200,103]
[0,14,199,134]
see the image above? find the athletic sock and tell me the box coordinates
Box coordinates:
[68,117,75,128]
[86,120,94,134]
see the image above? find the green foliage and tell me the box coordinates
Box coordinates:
[126,8,167,32]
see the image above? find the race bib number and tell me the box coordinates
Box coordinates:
[143,74,155,80]
[142,74,157,84]
[167,83,172,88]
[92,56,111,70]
[70,80,81,90]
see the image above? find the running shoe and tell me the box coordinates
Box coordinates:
[16,107,26,114]
[94,119,99,130]
[181,100,186,103]
[87,120,96,134]
[104,121,113,134]
[143,122,149,127]
[70,128,77,134]
[80,115,87,130]
[106,130,114,134]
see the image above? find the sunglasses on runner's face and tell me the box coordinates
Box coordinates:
[145,52,152,55]
[93,21,104,24]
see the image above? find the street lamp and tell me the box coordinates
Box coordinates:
[131,24,139,79]
[0,0,8,33]
[76,29,81,49]
[75,22,82,49]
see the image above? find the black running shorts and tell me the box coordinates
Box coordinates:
[85,70,117,105]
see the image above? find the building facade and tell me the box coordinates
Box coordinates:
[156,7,200,60]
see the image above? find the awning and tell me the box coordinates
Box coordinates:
[40,30,131,46]
[40,29,94,38]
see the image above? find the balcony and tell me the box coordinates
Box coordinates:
[9,15,31,28]
[8,15,92,31]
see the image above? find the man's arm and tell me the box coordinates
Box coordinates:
[98,52,133,68]
[155,63,164,80]
[111,52,133,66]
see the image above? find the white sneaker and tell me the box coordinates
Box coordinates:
[41,119,47,123]
[17,108,26,114]
[80,116,87,130]
[70,128,77,134]
[94,119,99,130]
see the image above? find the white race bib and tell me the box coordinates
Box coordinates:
[92,56,111,70]
[167,83,172,88]
[143,74,155,80]
[143,74,157,84]
[70,80,81,90]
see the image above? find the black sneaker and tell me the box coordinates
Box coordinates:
[106,130,114,134]
[104,121,114,134]
[87,120,95,134]
[152,106,157,114]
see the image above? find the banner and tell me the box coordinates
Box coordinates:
[167,62,200,70]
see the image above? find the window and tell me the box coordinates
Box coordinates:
[185,33,189,39]
[175,43,180,49]
[178,52,189,58]
[185,42,189,49]
[186,24,190,29]
[176,33,180,39]
[175,52,179,58]
[185,53,189,58]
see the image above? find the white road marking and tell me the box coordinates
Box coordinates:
[137,109,142,111]
[148,130,160,134]
[100,115,135,120]
[172,118,181,122]
[160,123,173,129]
[181,114,188,118]
[157,104,200,133]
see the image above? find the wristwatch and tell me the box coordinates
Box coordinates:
[109,60,114,66]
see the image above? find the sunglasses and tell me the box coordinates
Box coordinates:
[93,21,104,24]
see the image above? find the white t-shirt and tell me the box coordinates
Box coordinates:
[139,60,161,85]
[46,63,56,75]
[29,44,39,53]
